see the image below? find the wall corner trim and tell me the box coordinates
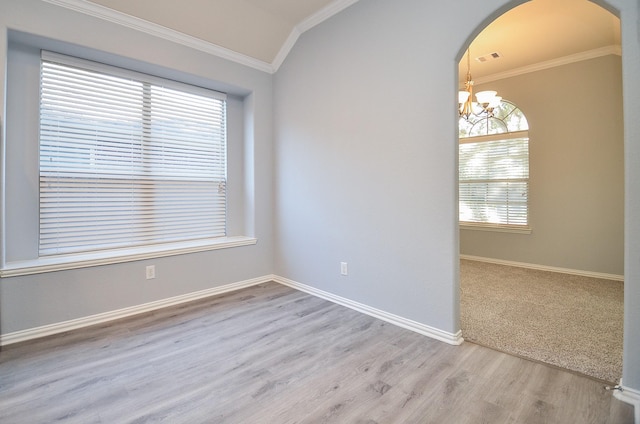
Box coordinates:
[613,380,640,423]
[272,275,464,346]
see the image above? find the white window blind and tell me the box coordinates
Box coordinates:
[459,137,529,227]
[39,51,227,256]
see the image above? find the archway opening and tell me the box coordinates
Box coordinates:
[456,0,624,383]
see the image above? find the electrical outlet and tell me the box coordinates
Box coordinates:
[340,262,348,276]
[146,265,156,280]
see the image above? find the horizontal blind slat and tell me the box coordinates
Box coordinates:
[459,137,529,227]
[39,52,227,256]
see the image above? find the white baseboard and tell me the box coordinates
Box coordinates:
[460,255,624,282]
[614,381,640,424]
[272,275,464,346]
[0,276,272,346]
[1,269,635,419]
[1,274,463,349]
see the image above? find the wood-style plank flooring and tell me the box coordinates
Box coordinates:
[0,282,634,423]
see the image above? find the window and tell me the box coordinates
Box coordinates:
[39,51,228,256]
[459,100,530,231]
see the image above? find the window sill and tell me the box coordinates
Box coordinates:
[0,236,257,278]
[460,223,531,234]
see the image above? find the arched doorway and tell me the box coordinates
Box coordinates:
[456,0,624,383]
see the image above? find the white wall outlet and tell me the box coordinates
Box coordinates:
[340,262,348,276]
[146,265,156,280]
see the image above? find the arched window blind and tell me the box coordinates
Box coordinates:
[39,51,227,256]
[459,100,530,230]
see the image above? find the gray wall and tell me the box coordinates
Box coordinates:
[274,0,466,334]
[609,0,640,396]
[0,0,274,332]
[461,55,624,276]
[1,0,640,396]
[273,0,640,395]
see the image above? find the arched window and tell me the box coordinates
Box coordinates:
[459,100,530,232]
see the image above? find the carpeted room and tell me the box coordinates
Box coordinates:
[460,259,624,383]
[457,0,625,387]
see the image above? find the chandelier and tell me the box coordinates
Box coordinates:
[458,49,501,119]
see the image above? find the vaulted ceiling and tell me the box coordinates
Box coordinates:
[80,0,620,76]
[86,0,341,64]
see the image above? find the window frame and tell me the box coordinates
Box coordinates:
[39,51,231,257]
[0,41,256,278]
[458,100,531,234]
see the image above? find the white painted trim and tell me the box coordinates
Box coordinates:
[272,0,359,71]
[0,236,257,278]
[272,275,464,346]
[474,45,622,85]
[614,380,640,424]
[42,0,611,78]
[297,0,360,33]
[1,273,463,348]
[460,254,624,282]
[41,0,274,73]
[0,275,272,346]
[460,223,532,235]
[42,0,362,74]
[272,27,301,72]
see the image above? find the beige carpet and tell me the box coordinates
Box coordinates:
[460,259,624,383]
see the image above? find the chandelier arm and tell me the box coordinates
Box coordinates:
[457,47,500,119]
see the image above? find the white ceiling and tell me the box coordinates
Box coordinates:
[83,0,620,76]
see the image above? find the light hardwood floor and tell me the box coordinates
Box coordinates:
[0,282,634,423]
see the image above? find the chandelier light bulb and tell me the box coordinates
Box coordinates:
[475,90,497,105]
[489,95,502,108]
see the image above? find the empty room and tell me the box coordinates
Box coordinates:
[1,0,639,423]
[458,0,625,385]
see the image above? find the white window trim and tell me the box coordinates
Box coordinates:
[459,99,530,232]
[0,236,257,278]
[459,130,529,145]
[459,131,530,233]
[3,39,255,277]
[39,51,230,257]
[460,222,531,234]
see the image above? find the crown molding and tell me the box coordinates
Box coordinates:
[473,45,622,85]
[42,0,361,74]
[272,27,301,72]
[273,0,360,71]
[43,0,612,79]
[298,0,360,33]
[41,0,275,73]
